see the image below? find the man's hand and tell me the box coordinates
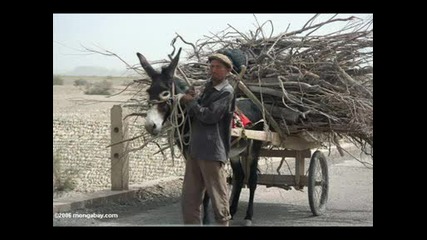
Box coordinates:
[185,86,196,97]
[180,94,194,104]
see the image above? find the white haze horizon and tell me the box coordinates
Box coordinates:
[53,13,373,77]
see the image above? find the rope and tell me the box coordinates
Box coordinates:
[167,81,193,165]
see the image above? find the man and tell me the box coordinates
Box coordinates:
[179,53,235,226]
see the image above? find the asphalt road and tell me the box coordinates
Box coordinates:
[55,151,372,227]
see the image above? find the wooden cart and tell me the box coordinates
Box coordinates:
[231,128,329,216]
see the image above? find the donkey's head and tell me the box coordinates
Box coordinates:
[136,48,182,135]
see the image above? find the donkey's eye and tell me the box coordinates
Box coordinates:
[159,91,171,100]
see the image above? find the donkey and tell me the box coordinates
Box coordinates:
[137,48,264,226]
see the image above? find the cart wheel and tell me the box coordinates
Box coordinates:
[308,150,329,216]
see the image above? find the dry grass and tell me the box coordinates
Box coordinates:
[53,75,138,121]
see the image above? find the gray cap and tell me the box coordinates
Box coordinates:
[208,53,233,69]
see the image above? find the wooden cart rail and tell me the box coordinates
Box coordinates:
[231,127,323,150]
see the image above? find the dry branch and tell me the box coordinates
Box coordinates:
[173,15,373,157]
[91,14,373,159]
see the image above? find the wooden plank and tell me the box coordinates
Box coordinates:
[257,174,308,187]
[294,151,305,189]
[259,149,311,158]
[110,105,129,191]
[231,128,321,150]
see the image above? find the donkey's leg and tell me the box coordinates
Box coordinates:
[244,140,263,226]
[229,156,245,219]
[202,192,211,225]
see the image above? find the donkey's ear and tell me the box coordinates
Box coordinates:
[164,48,182,78]
[137,52,158,79]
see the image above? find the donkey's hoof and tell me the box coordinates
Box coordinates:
[244,219,252,226]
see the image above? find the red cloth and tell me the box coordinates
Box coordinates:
[232,111,252,128]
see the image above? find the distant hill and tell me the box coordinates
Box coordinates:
[62,66,136,77]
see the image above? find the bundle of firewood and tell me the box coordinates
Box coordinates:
[170,15,373,155]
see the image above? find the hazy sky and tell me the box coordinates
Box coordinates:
[53,13,372,75]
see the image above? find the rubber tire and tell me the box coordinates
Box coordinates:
[308,150,329,216]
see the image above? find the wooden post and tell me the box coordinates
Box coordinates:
[110,105,129,190]
[294,150,307,190]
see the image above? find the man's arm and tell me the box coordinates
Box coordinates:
[184,91,233,125]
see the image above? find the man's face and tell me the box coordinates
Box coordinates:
[209,60,230,82]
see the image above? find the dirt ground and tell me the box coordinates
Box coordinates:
[53,177,184,226]
[53,76,141,121]
[53,148,372,226]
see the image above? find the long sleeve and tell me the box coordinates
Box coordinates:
[185,91,233,125]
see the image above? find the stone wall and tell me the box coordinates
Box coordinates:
[53,115,185,192]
